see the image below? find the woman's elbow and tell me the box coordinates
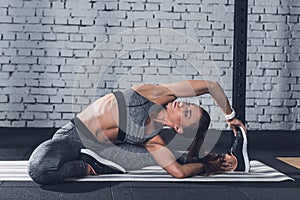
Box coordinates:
[208,81,220,88]
[168,167,187,179]
[172,172,186,179]
[207,81,221,92]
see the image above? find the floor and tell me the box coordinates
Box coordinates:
[0,128,299,200]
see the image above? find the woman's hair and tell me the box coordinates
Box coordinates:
[183,107,211,162]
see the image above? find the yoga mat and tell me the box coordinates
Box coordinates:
[0,160,294,182]
[277,157,300,170]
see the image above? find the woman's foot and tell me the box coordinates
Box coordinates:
[230,126,250,172]
[86,164,97,175]
[80,149,126,175]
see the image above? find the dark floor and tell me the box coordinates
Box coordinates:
[0,128,300,200]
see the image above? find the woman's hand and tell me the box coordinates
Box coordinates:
[221,154,237,171]
[226,118,247,136]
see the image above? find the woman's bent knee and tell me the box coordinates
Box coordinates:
[28,159,51,185]
[27,140,61,185]
[27,137,81,184]
[28,155,64,185]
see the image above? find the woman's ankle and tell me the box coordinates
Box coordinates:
[86,164,97,175]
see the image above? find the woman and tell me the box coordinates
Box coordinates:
[28,80,246,185]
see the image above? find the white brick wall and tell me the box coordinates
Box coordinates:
[0,0,298,130]
[245,0,300,130]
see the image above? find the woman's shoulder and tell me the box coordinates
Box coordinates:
[131,84,176,105]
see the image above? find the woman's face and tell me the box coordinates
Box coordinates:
[165,101,202,132]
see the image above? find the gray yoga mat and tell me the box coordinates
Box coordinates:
[0,160,294,182]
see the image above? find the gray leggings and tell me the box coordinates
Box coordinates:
[27,121,157,185]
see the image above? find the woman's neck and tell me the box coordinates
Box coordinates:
[144,108,167,135]
[153,108,167,124]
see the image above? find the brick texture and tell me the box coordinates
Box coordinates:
[0,0,298,130]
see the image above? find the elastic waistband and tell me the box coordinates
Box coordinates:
[112,91,127,142]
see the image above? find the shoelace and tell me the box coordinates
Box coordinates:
[230,135,239,155]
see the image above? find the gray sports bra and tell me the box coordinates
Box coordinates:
[113,89,164,144]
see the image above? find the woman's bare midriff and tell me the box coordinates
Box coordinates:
[76,93,120,143]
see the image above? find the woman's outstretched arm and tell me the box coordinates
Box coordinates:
[162,80,231,114]
[132,80,246,133]
[144,140,205,178]
[144,135,233,178]
[134,80,234,115]
[162,80,246,133]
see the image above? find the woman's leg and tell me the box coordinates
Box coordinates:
[28,123,87,185]
[92,143,184,170]
[94,143,157,170]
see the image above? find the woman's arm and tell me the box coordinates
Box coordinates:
[133,80,232,115]
[133,80,246,133]
[132,80,221,105]
[144,141,205,178]
[161,80,230,114]
[144,136,233,178]
[201,81,247,134]
[162,80,246,133]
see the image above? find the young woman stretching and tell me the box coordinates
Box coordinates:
[28,80,247,185]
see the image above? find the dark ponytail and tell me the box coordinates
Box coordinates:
[185,107,211,162]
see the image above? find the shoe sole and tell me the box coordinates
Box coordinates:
[81,149,126,173]
[239,126,250,172]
